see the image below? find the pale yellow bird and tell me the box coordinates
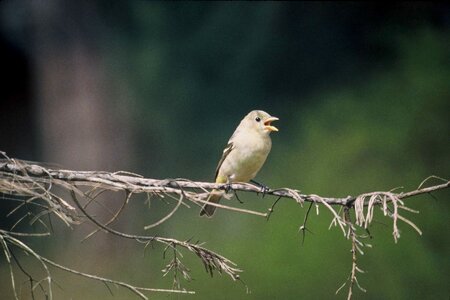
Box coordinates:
[200,110,279,217]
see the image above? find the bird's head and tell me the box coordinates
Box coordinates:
[242,110,279,134]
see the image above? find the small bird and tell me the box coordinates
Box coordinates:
[200,110,279,217]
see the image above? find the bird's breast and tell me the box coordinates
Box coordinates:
[220,134,271,182]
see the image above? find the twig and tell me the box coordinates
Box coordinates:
[266,196,282,220]
[82,190,132,241]
[298,202,314,245]
[144,191,184,230]
[336,208,367,300]
[69,190,243,282]
[1,231,195,300]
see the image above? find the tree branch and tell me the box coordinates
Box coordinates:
[1,159,447,208]
[0,154,448,299]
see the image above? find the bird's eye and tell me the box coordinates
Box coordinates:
[255,117,261,122]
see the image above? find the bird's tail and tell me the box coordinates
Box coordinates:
[200,189,223,217]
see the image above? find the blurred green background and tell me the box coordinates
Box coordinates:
[1,1,449,299]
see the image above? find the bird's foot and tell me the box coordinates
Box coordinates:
[223,183,232,193]
[223,182,244,204]
[250,180,270,196]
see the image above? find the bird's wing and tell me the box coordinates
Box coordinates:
[214,141,234,181]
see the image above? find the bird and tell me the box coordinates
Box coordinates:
[200,110,278,217]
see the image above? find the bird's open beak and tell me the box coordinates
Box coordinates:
[263,116,279,132]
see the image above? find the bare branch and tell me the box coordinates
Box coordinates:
[0,231,195,300]
[2,159,446,209]
[0,154,448,299]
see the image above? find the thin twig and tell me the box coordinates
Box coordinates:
[1,232,195,300]
[299,202,314,245]
[266,196,282,221]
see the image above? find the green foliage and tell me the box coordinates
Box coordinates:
[2,2,448,298]
[130,29,449,299]
[280,29,449,192]
[269,29,449,299]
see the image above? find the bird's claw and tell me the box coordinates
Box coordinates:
[251,180,270,197]
[260,185,270,196]
[224,183,232,193]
